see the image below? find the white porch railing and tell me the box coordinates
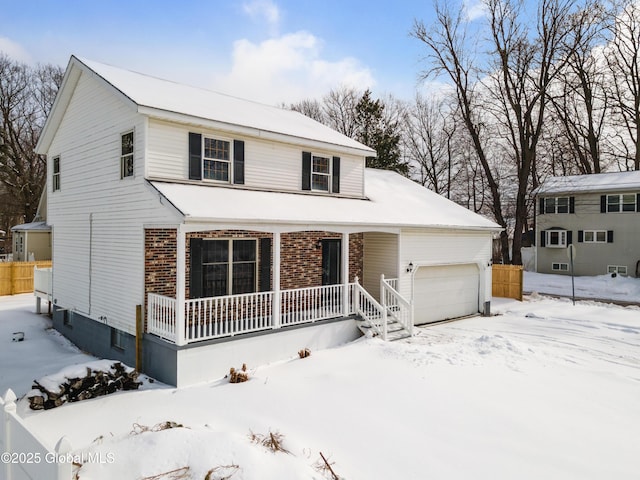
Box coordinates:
[281,284,345,326]
[148,293,177,342]
[148,279,413,345]
[184,290,274,342]
[381,274,413,337]
[34,266,52,299]
[352,278,388,340]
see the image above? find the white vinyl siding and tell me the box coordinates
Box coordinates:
[47,71,176,335]
[362,232,399,301]
[146,119,365,197]
[397,229,492,320]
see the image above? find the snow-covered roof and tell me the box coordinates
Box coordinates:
[10,221,50,232]
[151,168,501,231]
[536,171,640,195]
[37,56,375,156]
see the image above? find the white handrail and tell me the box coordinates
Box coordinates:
[381,274,413,336]
[353,278,387,340]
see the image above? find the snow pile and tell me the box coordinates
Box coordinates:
[524,271,640,302]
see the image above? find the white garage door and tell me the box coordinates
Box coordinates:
[413,264,479,325]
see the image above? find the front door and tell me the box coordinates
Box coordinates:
[321,239,341,285]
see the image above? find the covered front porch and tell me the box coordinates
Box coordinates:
[144,225,412,346]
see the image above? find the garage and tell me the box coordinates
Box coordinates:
[413,264,480,325]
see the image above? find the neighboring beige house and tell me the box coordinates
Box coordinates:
[10,189,51,262]
[535,171,640,277]
[35,56,501,386]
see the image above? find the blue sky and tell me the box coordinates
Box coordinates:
[0,0,488,105]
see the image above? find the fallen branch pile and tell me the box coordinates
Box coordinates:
[28,362,141,410]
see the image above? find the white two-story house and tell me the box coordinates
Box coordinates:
[35,56,501,386]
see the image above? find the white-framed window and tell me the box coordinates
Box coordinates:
[607,194,636,212]
[203,136,231,182]
[607,265,627,275]
[545,197,570,214]
[545,230,567,248]
[202,239,257,296]
[552,262,569,271]
[121,131,134,178]
[583,230,607,243]
[52,156,61,191]
[111,327,126,350]
[311,154,331,191]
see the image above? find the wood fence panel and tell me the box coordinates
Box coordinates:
[492,264,523,301]
[0,261,52,295]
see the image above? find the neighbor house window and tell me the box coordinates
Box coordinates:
[583,230,607,243]
[52,156,61,191]
[202,239,256,297]
[545,230,568,248]
[607,194,636,212]
[311,154,331,191]
[552,262,569,271]
[203,137,231,182]
[121,131,134,178]
[544,197,570,214]
[607,265,627,275]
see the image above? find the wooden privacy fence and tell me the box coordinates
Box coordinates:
[492,264,523,301]
[0,261,52,295]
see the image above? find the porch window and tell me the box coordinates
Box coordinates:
[202,239,257,297]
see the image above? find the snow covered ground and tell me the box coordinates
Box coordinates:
[1,281,639,479]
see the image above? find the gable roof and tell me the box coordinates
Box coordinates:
[536,171,640,195]
[150,168,501,231]
[37,56,376,156]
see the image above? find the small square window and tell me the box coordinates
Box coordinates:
[607,265,627,276]
[552,262,569,271]
[111,327,126,350]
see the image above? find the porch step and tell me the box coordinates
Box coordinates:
[355,316,412,341]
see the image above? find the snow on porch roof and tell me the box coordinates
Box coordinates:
[536,170,640,195]
[74,57,375,155]
[151,168,501,231]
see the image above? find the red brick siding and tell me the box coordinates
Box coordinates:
[144,228,177,298]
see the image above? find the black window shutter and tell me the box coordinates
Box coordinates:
[569,197,575,213]
[539,198,544,215]
[302,152,311,190]
[259,237,272,292]
[189,238,203,299]
[332,156,340,193]
[607,230,614,243]
[233,140,245,185]
[636,193,640,212]
[600,195,606,213]
[540,230,546,247]
[578,230,584,243]
[567,231,573,245]
[188,133,202,180]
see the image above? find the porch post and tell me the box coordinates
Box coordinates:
[342,232,350,316]
[272,231,281,328]
[175,225,186,345]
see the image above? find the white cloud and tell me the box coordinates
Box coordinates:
[464,0,488,21]
[210,31,375,105]
[242,0,280,30]
[0,37,32,63]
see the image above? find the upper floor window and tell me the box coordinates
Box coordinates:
[52,156,61,191]
[302,151,340,194]
[311,155,331,191]
[203,137,230,182]
[121,131,134,178]
[606,194,636,212]
[188,132,244,185]
[542,196,572,214]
